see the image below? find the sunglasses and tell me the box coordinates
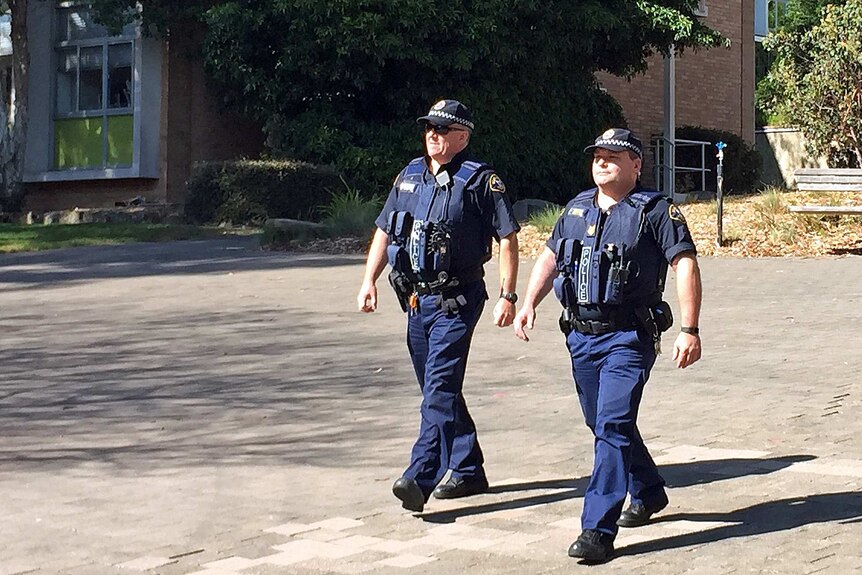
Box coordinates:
[424,123,467,135]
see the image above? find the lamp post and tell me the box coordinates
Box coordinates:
[715,141,727,248]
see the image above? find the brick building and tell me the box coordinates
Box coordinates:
[17,3,263,213]
[597,0,756,188]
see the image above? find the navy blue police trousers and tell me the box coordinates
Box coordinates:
[404,280,487,498]
[566,328,667,537]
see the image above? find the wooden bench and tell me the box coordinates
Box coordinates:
[789,168,862,214]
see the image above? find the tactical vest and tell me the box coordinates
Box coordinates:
[387,157,491,284]
[554,188,668,311]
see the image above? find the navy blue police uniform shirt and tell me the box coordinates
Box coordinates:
[547,187,696,303]
[375,151,520,275]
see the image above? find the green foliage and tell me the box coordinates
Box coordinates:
[320,184,383,237]
[527,205,564,233]
[92,1,724,203]
[184,159,343,225]
[759,0,861,166]
[675,126,763,195]
[197,0,722,203]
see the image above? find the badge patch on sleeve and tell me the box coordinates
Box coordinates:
[669,204,687,223]
[488,174,506,193]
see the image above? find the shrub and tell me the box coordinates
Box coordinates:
[527,205,564,233]
[185,159,343,225]
[675,126,763,195]
[320,184,383,237]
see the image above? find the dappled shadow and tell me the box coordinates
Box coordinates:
[0,237,365,289]
[0,271,422,473]
[418,455,814,524]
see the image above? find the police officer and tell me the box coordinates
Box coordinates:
[513,128,702,563]
[357,99,520,513]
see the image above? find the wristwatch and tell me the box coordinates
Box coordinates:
[681,326,700,336]
[500,291,518,304]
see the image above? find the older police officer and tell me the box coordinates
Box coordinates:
[357,99,520,512]
[513,128,702,562]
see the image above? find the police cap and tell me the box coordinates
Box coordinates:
[584,128,643,159]
[416,99,475,131]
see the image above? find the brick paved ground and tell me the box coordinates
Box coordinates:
[1,238,861,575]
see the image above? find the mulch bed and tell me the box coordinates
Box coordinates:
[276,191,862,258]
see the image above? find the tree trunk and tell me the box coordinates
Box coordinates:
[1,0,28,210]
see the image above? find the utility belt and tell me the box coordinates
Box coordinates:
[389,266,483,313]
[559,301,673,338]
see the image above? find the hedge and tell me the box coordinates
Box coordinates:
[185,159,343,225]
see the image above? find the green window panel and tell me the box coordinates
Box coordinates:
[54,117,103,169]
[108,115,134,166]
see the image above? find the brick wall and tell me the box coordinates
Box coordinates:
[596,1,755,184]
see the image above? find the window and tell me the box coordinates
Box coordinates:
[53,5,137,170]
[755,0,789,41]
[694,1,708,18]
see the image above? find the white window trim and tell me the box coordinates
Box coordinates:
[45,2,146,179]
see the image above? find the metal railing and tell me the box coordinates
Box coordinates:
[651,137,712,197]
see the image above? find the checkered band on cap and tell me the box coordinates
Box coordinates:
[426,110,475,130]
[594,138,642,157]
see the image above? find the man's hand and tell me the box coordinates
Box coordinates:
[493,298,516,327]
[513,306,536,341]
[672,332,701,368]
[357,281,378,313]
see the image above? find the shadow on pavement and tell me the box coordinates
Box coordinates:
[0,237,364,289]
[419,455,816,524]
[618,490,862,557]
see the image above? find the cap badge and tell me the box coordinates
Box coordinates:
[602,129,616,140]
[432,100,446,110]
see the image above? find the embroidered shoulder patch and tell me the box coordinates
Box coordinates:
[668,204,686,223]
[488,174,506,193]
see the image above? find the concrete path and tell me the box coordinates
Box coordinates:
[2,238,861,574]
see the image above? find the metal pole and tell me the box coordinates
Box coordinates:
[663,49,676,199]
[715,141,727,248]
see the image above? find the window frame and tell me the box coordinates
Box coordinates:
[47,2,144,179]
[694,1,708,18]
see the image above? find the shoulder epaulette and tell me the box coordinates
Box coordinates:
[627,188,666,208]
[453,160,491,187]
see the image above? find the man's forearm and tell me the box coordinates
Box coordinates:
[498,232,519,294]
[363,228,390,284]
[674,253,702,327]
[523,248,557,308]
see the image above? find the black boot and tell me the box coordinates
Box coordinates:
[567,529,614,563]
[617,496,669,527]
[392,477,425,512]
[432,475,489,499]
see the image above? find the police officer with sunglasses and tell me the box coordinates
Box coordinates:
[357,99,520,512]
[514,128,703,563]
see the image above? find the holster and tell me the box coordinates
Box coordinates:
[634,301,674,339]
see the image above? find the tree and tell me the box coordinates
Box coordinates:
[762,0,862,166]
[0,0,29,211]
[92,1,725,202]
